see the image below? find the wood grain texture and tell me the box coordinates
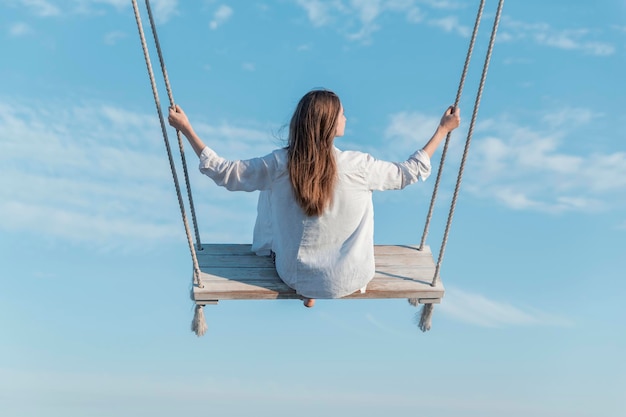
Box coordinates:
[193,244,444,303]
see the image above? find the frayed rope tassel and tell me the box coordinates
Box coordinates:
[407,299,434,332]
[191,304,208,337]
[417,303,434,332]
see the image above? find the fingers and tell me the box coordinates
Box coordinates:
[167,104,189,131]
[168,105,182,119]
[447,106,461,123]
[441,105,461,131]
[167,106,179,128]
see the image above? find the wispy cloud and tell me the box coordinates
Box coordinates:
[19,0,60,16]
[242,62,256,72]
[16,0,179,23]
[383,110,441,157]
[382,106,626,214]
[500,17,615,56]
[428,16,470,37]
[541,107,598,130]
[145,0,179,23]
[439,286,573,328]
[8,22,33,37]
[417,0,465,10]
[346,0,383,42]
[293,0,608,50]
[0,98,274,249]
[296,0,344,27]
[209,4,233,30]
[293,0,492,43]
[295,0,423,43]
[466,108,626,213]
[103,30,126,45]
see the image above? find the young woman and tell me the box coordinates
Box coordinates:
[168,89,460,308]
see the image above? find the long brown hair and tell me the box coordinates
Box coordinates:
[287,90,340,217]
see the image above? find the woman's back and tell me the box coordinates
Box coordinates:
[253,146,432,298]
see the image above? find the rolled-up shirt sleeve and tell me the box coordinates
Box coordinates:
[366,149,432,191]
[198,146,275,191]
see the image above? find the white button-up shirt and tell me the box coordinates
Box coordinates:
[199,146,431,298]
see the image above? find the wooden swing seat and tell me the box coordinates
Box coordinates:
[193,244,444,305]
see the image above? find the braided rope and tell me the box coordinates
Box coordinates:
[144,0,203,252]
[131,0,202,287]
[419,0,485,251]
[432,0,505,286]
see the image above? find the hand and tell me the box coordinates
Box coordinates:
[168,104,191,133]
[439,106,461,133]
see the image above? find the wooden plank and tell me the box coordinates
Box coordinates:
[197,245,436,268]
[197,244,435,258]
[194,280,443,301]
[198,266,435,283]
[196,283,441,299]
[193,244,444,303]
[197,255,435,268]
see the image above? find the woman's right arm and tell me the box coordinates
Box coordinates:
[366,106,461,190]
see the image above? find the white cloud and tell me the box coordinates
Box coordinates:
[541,107,599,130]
[192,120,277,162]
[386,107,626,216]
[466,108,626,213]
[9,22,33,37]
[146,0,179,23]
[242,62,256,72]
[209,4,233,30]
[500,17,615,56]
[536,29,615,56]
[297,43,312,51]
[417,0,464,10]
[352,0,383,23]
[439,286,573,327]
[347,0,385,42]
[20,0,60,16]
[296,0,422,43]
[0,98,274,248]
[296,0,344,27]
[405,6,424,23]
[378,110,466,174]
[103,30,126,45]
[14,0,178,22]
[428,16,470,37]
[87,0,128,10]
[384,111,440,155]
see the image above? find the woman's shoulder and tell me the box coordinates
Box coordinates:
[269,147,288,163]
[335,148,375,166]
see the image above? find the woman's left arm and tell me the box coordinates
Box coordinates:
[168,104,275,192]
[168,104,207,157]
[421,106,461,158]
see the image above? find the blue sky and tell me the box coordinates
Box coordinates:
[1,1,625,416]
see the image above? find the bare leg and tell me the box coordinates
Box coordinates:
[303,298,315,308]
